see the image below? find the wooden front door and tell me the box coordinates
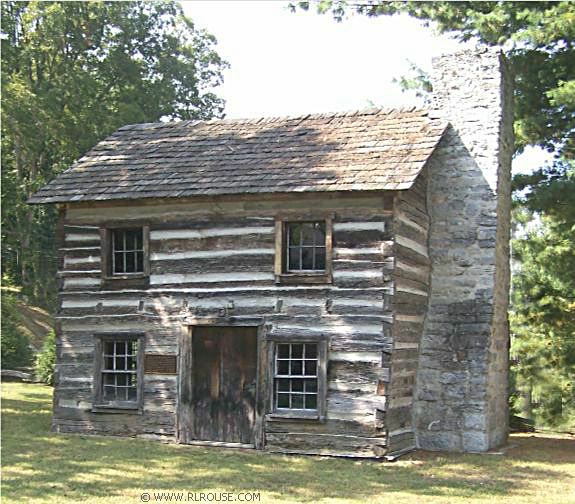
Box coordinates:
[179,326,258,445]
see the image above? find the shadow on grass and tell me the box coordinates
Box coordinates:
[2,383,573,503]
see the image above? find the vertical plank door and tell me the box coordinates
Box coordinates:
[190,326,257,445]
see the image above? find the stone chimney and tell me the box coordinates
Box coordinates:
[413,48,514,451]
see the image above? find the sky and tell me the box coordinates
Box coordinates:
[181,1,550,174]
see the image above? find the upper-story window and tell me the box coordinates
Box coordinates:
[112,228,144,275]
[100,225,149,289]
[286,222,326,272]
[274,217,332,284]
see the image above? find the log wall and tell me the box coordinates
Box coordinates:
[387,170,431,455]
[52,190,426,457]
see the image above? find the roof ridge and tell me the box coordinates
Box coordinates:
[116,106,433,132]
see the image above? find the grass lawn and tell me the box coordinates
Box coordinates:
[2,382,574,504]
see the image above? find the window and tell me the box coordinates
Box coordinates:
[286,222,326,272]
[275,343,318,410]
[112,228,144,275]
[93,334,144,411]
[100,225,149,288]
[269,338,327,419]
[274,217,332,284]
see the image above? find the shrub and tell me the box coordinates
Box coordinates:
[1,292,33,369]
[35,330,56,385]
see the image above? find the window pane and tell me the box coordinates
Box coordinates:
[136,251,144,273]
[125,230,135,250]
[290,360,303,375]
[277,393,290,408]
[127,356,136,370]
[288,247,300,271]
[287,224,302,246]
[304,360,317,376]
[291,379,304,392]
[304,344,317,359]
[305,394,317,410]
[104,341,115,355]
[277,344,290,359]
[301,247,314,269]
[277,379,290,392]
[314,248,326,270]
[116,374,127,386]
[292,394,304,409]
[301,224,315,245]
[103,386,116,401]
[117,340,127,356]
[114,356,125,371]
[114,252,125,273]
[127,387,137,401]
[127,340,137,355]
[277,360,289,375]
[291,344,303,359]
[103,374,115,385]
[304,379,317,393]
[125,252,136,273]
[313,222,326,245]
[104,357,114,370]
[113,230,125,251]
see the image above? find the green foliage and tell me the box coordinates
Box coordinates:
[1,292,33,369]
[35,330,56,385]
[511,160,575,429]
[1,1,227,309]
[391,60,433,104]
[297,1,575,158]
[295,1,575,428]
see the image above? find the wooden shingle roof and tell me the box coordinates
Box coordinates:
[29,107,447,204]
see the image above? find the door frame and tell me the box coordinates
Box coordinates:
[177,317,268,449]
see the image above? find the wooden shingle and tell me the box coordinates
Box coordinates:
[29,108,447,204]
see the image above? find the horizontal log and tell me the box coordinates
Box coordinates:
[265,432,386,457]
[150,217,274,231]
[329,361,390,385]
[394,221,427,247]
[333,258,394,272]
[65,193,392,224]
[265,417,380,438]
[334,247,383,261]
[334,229,387,249]
[150,254,274,275]
[150,234,275,254]
[63,277,101,290]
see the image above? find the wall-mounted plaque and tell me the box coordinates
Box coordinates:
[144,354,177,375]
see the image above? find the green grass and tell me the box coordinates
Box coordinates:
[2,382,574,504]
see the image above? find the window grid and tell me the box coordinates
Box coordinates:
[274,343,319,411]
[112,229,144,275]
[102,339,138,402]
[286,222,326,272]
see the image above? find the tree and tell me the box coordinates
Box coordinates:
[295,1,575,427]
[1,1,227,309]
[295,1,575,159]
[511,160,575,428]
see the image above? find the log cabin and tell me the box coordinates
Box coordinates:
[30,48,513,457]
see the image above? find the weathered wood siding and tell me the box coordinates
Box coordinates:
[53,192,400,456]
[386,170,431,455]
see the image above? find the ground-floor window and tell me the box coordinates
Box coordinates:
[271,338,327,419]
[93,333,144,411]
